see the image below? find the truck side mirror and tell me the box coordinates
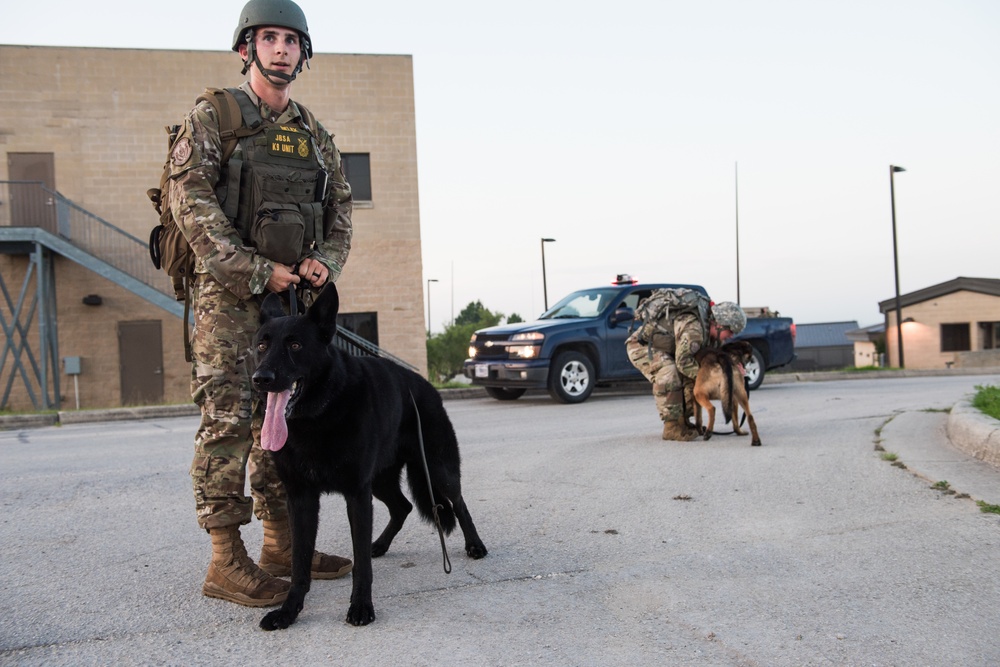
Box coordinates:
[609,307,635,327]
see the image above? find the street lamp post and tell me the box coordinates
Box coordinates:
[426,278,438,336]
[890,165,906,368]
[541,238,556,310]
[735,161,741,304]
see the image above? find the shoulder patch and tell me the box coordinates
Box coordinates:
[690,341,701,355]
[171,137,193,166]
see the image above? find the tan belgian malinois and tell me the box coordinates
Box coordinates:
[692,341,762,446]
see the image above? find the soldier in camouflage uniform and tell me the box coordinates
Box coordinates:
[168,0,354,607]
[626,299,747,441]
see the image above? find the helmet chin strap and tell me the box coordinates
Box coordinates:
[241,28,310,85]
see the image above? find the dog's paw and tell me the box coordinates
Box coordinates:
[466,542,488,559]
[371,541,388,558]
[752,439,762,447]
[345,601,376,626]
[702,433,712,441]
[260,608,298,632]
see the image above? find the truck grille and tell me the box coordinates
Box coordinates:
[472,334,512,360]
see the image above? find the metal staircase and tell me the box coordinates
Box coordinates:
[0,180,410,410]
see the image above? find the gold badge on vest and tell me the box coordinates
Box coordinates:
[267,126,311,160]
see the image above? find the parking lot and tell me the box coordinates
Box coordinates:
[2,374,999,666]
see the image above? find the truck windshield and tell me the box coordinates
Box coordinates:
[540,288,617,319]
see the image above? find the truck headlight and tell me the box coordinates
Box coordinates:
[468,334,477,359]
[510,345,540,359]
[510,332,543,359]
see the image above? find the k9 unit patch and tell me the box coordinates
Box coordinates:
[268,126,311,160]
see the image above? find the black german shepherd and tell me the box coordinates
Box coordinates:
[251,284,487,630]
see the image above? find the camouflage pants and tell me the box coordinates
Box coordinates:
[188,273,287,531]
[625,334,693,422]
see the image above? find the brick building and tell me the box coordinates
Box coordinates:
[879,277,1000,370]
[0,45,427,410]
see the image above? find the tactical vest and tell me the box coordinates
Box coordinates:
[216,88,329,265]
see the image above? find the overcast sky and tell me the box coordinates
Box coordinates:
[3,0,998,330]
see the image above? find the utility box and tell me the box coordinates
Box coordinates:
[64,356,82,375]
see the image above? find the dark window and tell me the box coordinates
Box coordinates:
[941,323,971,352]
[980,322,1000,350]
[338,311,378,346]
[341,153,371,201]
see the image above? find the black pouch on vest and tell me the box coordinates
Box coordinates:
[252,203,304,265]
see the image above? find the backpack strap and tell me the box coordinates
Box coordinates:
[182,277,193,363]
[197,87,267,163]
[295,100,319,136]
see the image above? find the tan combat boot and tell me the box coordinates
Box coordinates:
[259,519,353,580]
[662,419,698,442]
[202,525,290,607]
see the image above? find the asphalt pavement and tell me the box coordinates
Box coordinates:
[5,368,999,490]
[1,370,999,666]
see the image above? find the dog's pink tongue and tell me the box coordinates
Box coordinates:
[261,390,291,452]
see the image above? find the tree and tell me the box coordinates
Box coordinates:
[455,300,493,326]
[427,300,504,382]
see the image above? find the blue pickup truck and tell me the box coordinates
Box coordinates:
[463,278,796,403]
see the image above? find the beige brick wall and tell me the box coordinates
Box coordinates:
[885,291,1000,369]
[0,45,426,410]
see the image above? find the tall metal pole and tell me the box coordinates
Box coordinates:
[541,238,555,310]
[735,161,741,304]
[890,165,906,368]
[426,278,438,336]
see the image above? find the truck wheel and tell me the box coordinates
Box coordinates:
[744,346,766,391]
[548,351,595,404]
[484,387,526,401]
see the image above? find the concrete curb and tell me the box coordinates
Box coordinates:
[947,400,1000,469]
[57,403,201,424]
[764,367,1000,385]
[0,413,59,429]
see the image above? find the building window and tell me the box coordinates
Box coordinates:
[337,312,378,347]
[980,322,1000,350]
[341,153,371,201]
[941,323,971,352]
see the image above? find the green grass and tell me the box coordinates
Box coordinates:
[977,501,1000,515]
[880,452,898,462]
[972,384,1000,421]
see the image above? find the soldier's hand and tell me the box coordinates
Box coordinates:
[297,259,329,287]
[266,263,301,293]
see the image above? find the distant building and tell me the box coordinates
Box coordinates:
[789,321,860,371]
[878,277,1000,369]
[844,323,885,368]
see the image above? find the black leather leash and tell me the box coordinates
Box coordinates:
[409,391,452,574]
[288,283,298,316]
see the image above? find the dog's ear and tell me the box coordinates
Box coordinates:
[260,292,287,325]
[308,283,340,343]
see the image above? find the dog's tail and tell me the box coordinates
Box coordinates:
[720,355,735,425]
[407,464,458,534]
